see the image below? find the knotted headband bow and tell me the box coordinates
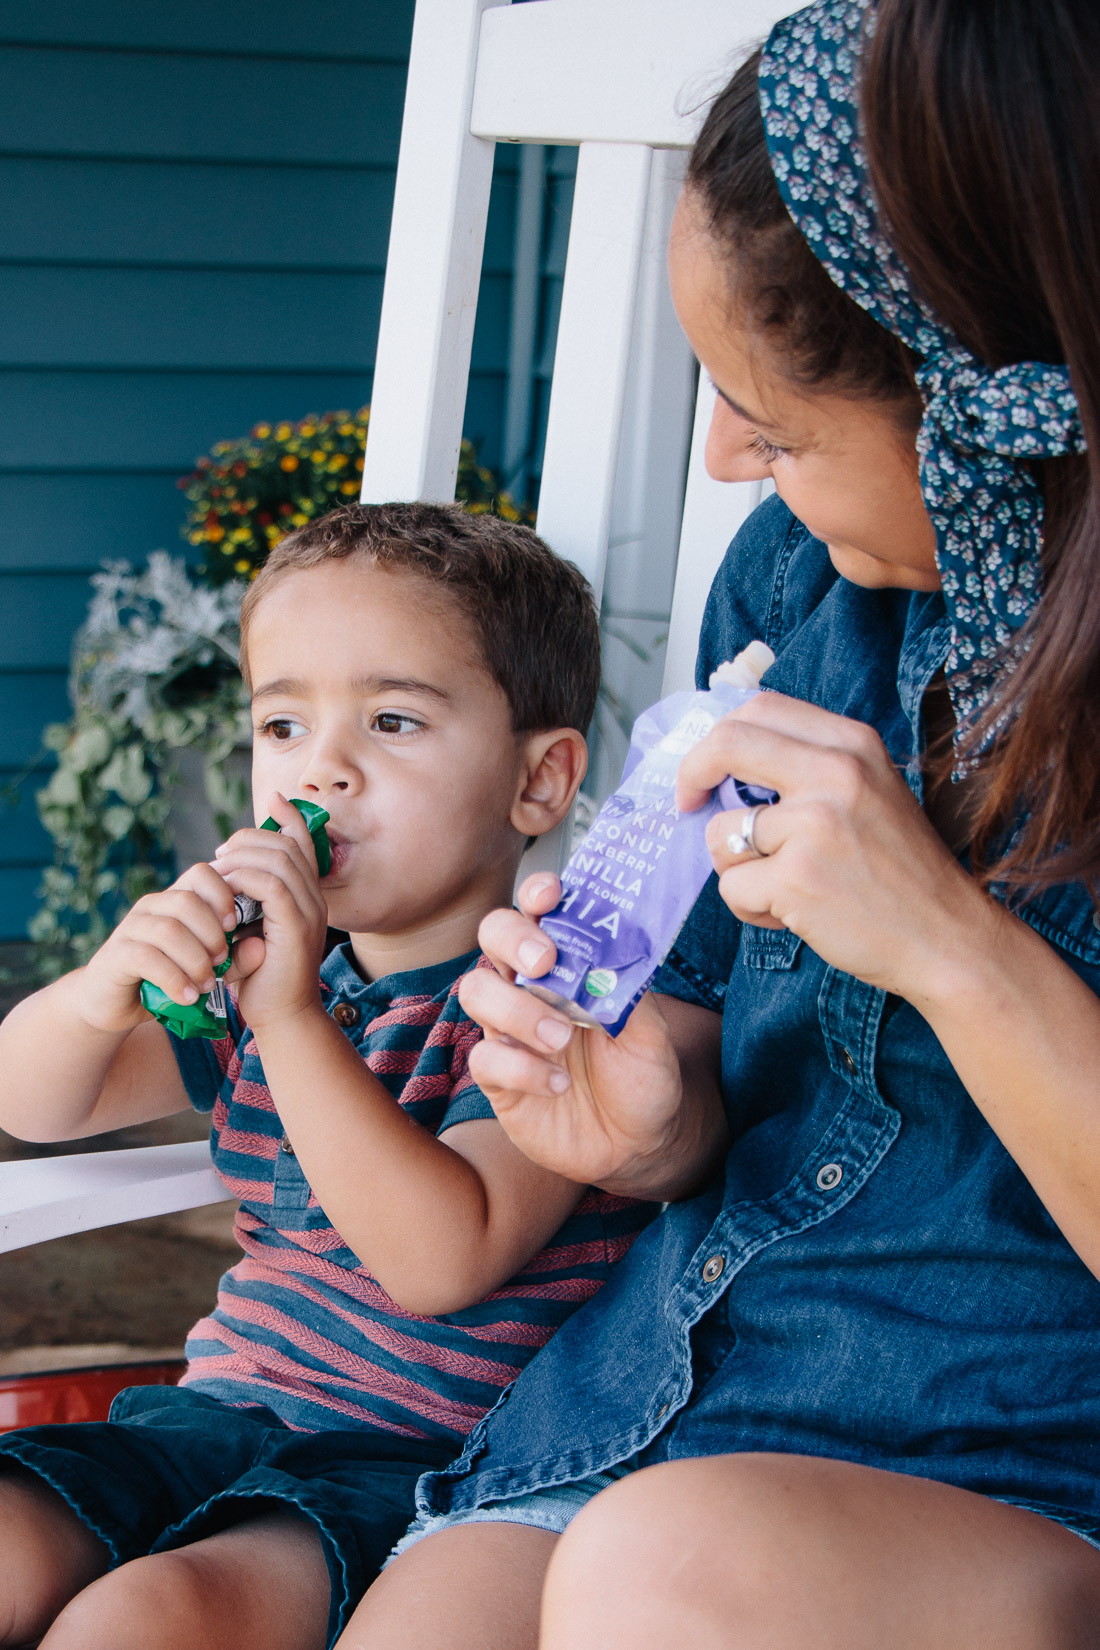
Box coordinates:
[758,0,1085,741]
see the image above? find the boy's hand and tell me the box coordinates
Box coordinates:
[212,792,329,1030]
[458,875,725,1201]
[81,861,237,1035]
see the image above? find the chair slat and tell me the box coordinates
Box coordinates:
[360,0,507,505]
[472,0,797,147]
[0,1142,226,1254]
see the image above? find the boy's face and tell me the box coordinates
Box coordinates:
[245,560,529,947]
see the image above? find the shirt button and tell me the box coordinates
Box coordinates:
[280,1134,295,1156]
[840,1046,858,1076]
[816,1162,843,1191]
[701,1254,726,1283]
[332,1003,360,1028]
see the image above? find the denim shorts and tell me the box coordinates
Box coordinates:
[0,1383,452,1647]
[389,1458,638,1562]
[390,1458,1100,1566]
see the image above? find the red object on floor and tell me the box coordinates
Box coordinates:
[0,1362,184,1431]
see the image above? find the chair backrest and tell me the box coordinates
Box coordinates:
[361,0,793,787]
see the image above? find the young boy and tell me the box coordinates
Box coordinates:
[0,503,652,1650]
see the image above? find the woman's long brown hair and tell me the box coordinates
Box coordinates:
[690,9,1100,894]
[863,0,1100,895]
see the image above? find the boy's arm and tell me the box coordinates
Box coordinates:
[252,1006,583,1316]
[0,860,238,1142]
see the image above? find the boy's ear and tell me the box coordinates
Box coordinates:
[510,728,588,839]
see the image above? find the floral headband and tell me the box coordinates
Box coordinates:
[758,0,1085,744]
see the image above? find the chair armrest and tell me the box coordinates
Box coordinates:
[0,1142,227,1254]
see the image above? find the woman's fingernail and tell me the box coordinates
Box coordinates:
[518,940,550,973]
[538,1018,572,1051]
[214,842,228,856]
[548,1070,571,1093]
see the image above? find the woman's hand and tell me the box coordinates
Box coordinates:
[458,876,727,1201]
[680,692,997,1002]
[80,861,238,1034]
[211,792,330,1030]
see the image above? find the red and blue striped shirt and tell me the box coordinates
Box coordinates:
[170,944,653,1442]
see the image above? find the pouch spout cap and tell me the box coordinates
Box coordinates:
[710,639,776,691]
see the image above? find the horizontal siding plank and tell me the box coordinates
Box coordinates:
[0,475,188,571]
[0,778,52,862]
[0,158,397,270]
[0,48,406,165]
[0,0,415,61]
[0,674,71,762]
[0,865,44,940]
[0,371,375,468]
[0,574,96,668]
[0,267,385,370]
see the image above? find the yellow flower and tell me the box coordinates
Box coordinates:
[339,480,358,495]
[188,530,205,545]
[328,452,348,471]
[231,527,251,543]
[290,513,308,526]
[275,424,292,441]
[253,423,271,439]
[221,543,234,555]
[279,455,299,472]
[206,524,225,543]
[311,450,326,464]
[338,423,355,436]
[234,558,251,574]
[300,423,316,438]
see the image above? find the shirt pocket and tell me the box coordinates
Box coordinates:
[740,926,803,970]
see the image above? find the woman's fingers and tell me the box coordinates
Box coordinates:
[458,965,574,1056]
[676,693,888,811]
[467,1036,571,1102]
[705,803,784,870]
[478,905,559,982]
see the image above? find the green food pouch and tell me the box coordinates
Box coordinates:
[139,798,331,1040]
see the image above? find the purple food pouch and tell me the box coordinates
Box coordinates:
[517,642,776,1037]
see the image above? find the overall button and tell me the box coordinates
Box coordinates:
[655,1401,671,1420]
[332,1003,360,1028]
[840,1046,858,1076]
[701,1254,726,1283]
[816,1162,843,1191]
[280,1134,296,1156]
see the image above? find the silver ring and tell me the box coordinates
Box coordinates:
[726,804,768,860]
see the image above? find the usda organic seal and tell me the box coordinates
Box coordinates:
[584,968,618,998]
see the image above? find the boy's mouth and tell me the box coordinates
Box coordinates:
[324,829,352,876]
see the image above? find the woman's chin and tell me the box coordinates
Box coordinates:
[826,542,941,592]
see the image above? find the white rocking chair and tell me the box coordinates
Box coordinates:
[0,0,794,1258]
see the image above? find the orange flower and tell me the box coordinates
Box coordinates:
[279,455,299,472]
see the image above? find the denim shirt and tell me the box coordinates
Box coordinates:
[416,496,1100,1539]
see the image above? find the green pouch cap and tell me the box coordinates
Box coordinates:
[139,798,330,1040]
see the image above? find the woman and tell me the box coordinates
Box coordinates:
[342,0,1100,1642]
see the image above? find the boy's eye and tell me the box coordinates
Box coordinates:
[371,711,424,737]
[258,716,307,742]
[746,430,787,463]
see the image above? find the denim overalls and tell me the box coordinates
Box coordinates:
[409,495,1100,1545]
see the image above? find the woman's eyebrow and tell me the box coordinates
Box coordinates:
[710,378,787,435]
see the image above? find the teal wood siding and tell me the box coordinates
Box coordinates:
[0,2,523,939]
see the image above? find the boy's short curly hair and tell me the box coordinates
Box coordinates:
[239,501,601,734]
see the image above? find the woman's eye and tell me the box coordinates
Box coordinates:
[372,711,423,737]
[747,431,787,463]
[258,716,307,742]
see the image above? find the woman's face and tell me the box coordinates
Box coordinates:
[668,192,940,593]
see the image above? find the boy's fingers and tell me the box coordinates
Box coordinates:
[224,932,265,982]
[458,967,573,1055]
[171,862,238,930]
[130,914,225,987]
[150,888,234,958]
[467,1037,571,1102]
[262,792,316,864]
[477,907,558,981]
[126,942,210,1007]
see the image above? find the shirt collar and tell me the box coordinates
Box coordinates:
[320,941,480,1008]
